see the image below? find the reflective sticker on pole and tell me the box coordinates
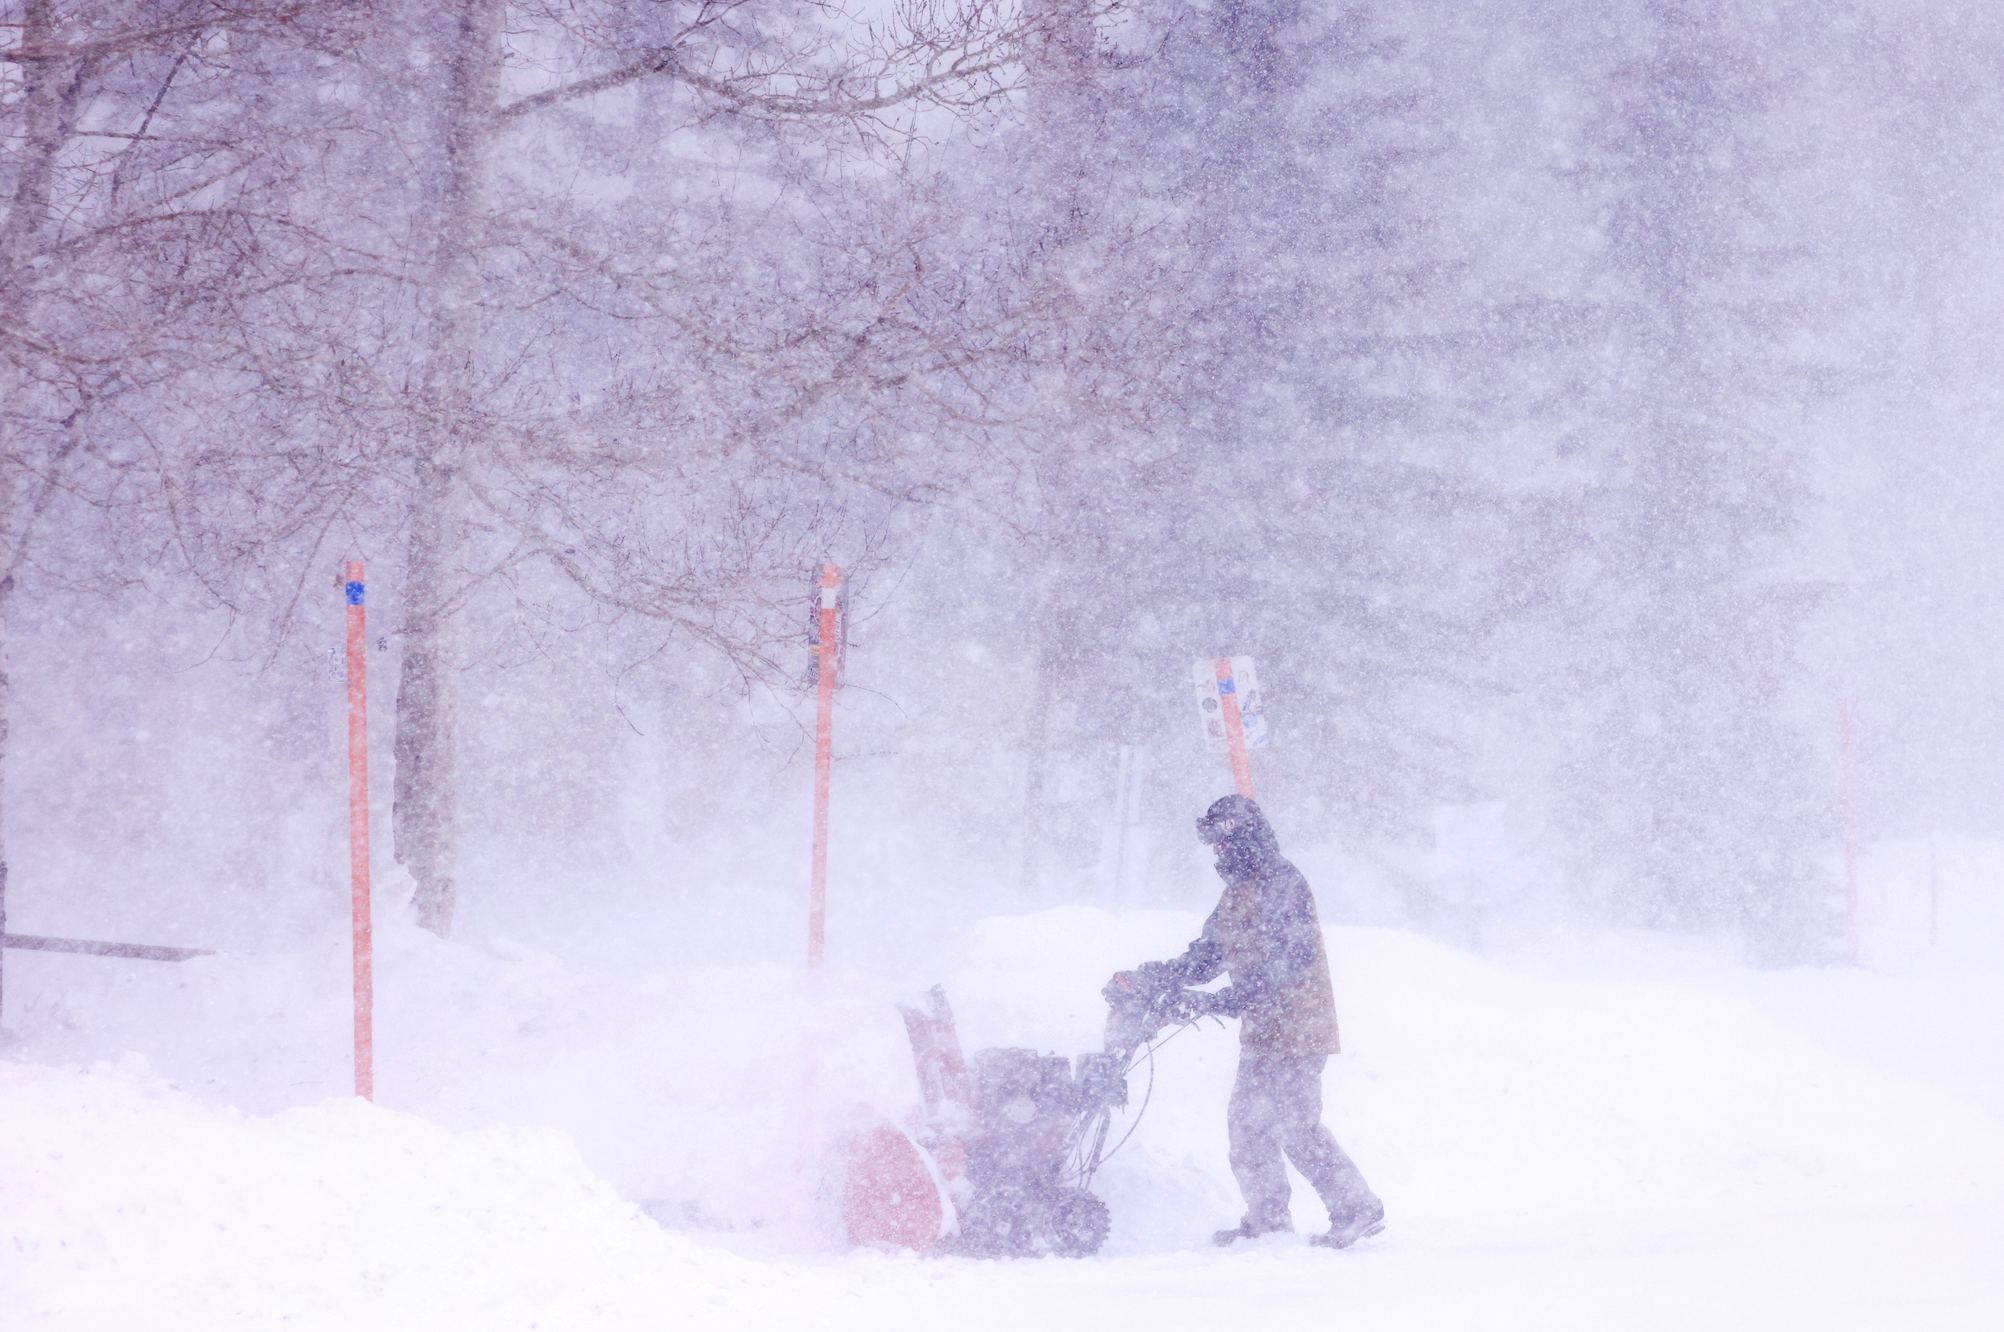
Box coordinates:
[345,561,374,1101]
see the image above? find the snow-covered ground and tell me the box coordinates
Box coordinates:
[6,866,2003,1330]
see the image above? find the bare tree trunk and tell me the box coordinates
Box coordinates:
[0,565,12,1017]
[1018,565,1081,895]
[393,455,470,936]
[392,0,500,937]
[1014,0,1104,898]
[1018,645,1055,893]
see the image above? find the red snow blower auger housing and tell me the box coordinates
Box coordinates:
[840,969,1204,1258]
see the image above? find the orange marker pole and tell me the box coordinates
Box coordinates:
[808,564,842,970]
[344,562,374,1100]
[1215,658,1256,800]
[800,565,842,1178]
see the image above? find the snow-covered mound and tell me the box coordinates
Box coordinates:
[0,1057,797,1330]
[5,906,2003,1329]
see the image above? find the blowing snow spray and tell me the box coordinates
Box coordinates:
[835,970,1212,1257]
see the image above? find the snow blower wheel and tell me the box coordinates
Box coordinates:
[1044,1187,1112,1257]
[939,1184,1110,1259]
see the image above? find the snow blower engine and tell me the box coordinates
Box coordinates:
[843,965,1201,1258]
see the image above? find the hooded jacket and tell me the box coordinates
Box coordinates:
[1161,799,1341,1058]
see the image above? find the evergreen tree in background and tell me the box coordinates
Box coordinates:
[999,0,1481,891]
[1541,0,1828,950]
[1147,0,1477,837]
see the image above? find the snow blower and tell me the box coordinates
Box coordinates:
[840,967,1203,1258]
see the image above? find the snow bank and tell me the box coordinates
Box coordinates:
[6,903,2003,1329]
[0,1058,799,1331]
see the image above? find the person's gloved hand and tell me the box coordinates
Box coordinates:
[1104,960,1175,1003]
[1167,986,1248,1023]
[1162,987,1221,1024]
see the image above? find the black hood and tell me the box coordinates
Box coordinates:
[1200,794,1283,883]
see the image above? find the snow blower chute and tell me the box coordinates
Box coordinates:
[840,969,1201,1257]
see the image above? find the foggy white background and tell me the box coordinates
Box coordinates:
[5,2,2003,1328]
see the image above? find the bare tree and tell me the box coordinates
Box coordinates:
[0,0,363,1002]
[140,0,1121,936]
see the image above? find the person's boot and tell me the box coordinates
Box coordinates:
[1211,1215,1292,1247]
[1310,1199,1385,1250]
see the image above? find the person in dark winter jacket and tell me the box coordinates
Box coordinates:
[1118,794,1384,1249]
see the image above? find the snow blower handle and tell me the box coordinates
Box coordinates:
[1161,987,1222,1024]
[1102,963,1206,1053]
[1103,959,1172,997]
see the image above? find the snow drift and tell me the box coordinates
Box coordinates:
[5,904,2002,1329]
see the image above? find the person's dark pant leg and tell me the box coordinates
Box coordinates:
[1227,1053,1379,1228]
[1226,1054,1295,1228]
